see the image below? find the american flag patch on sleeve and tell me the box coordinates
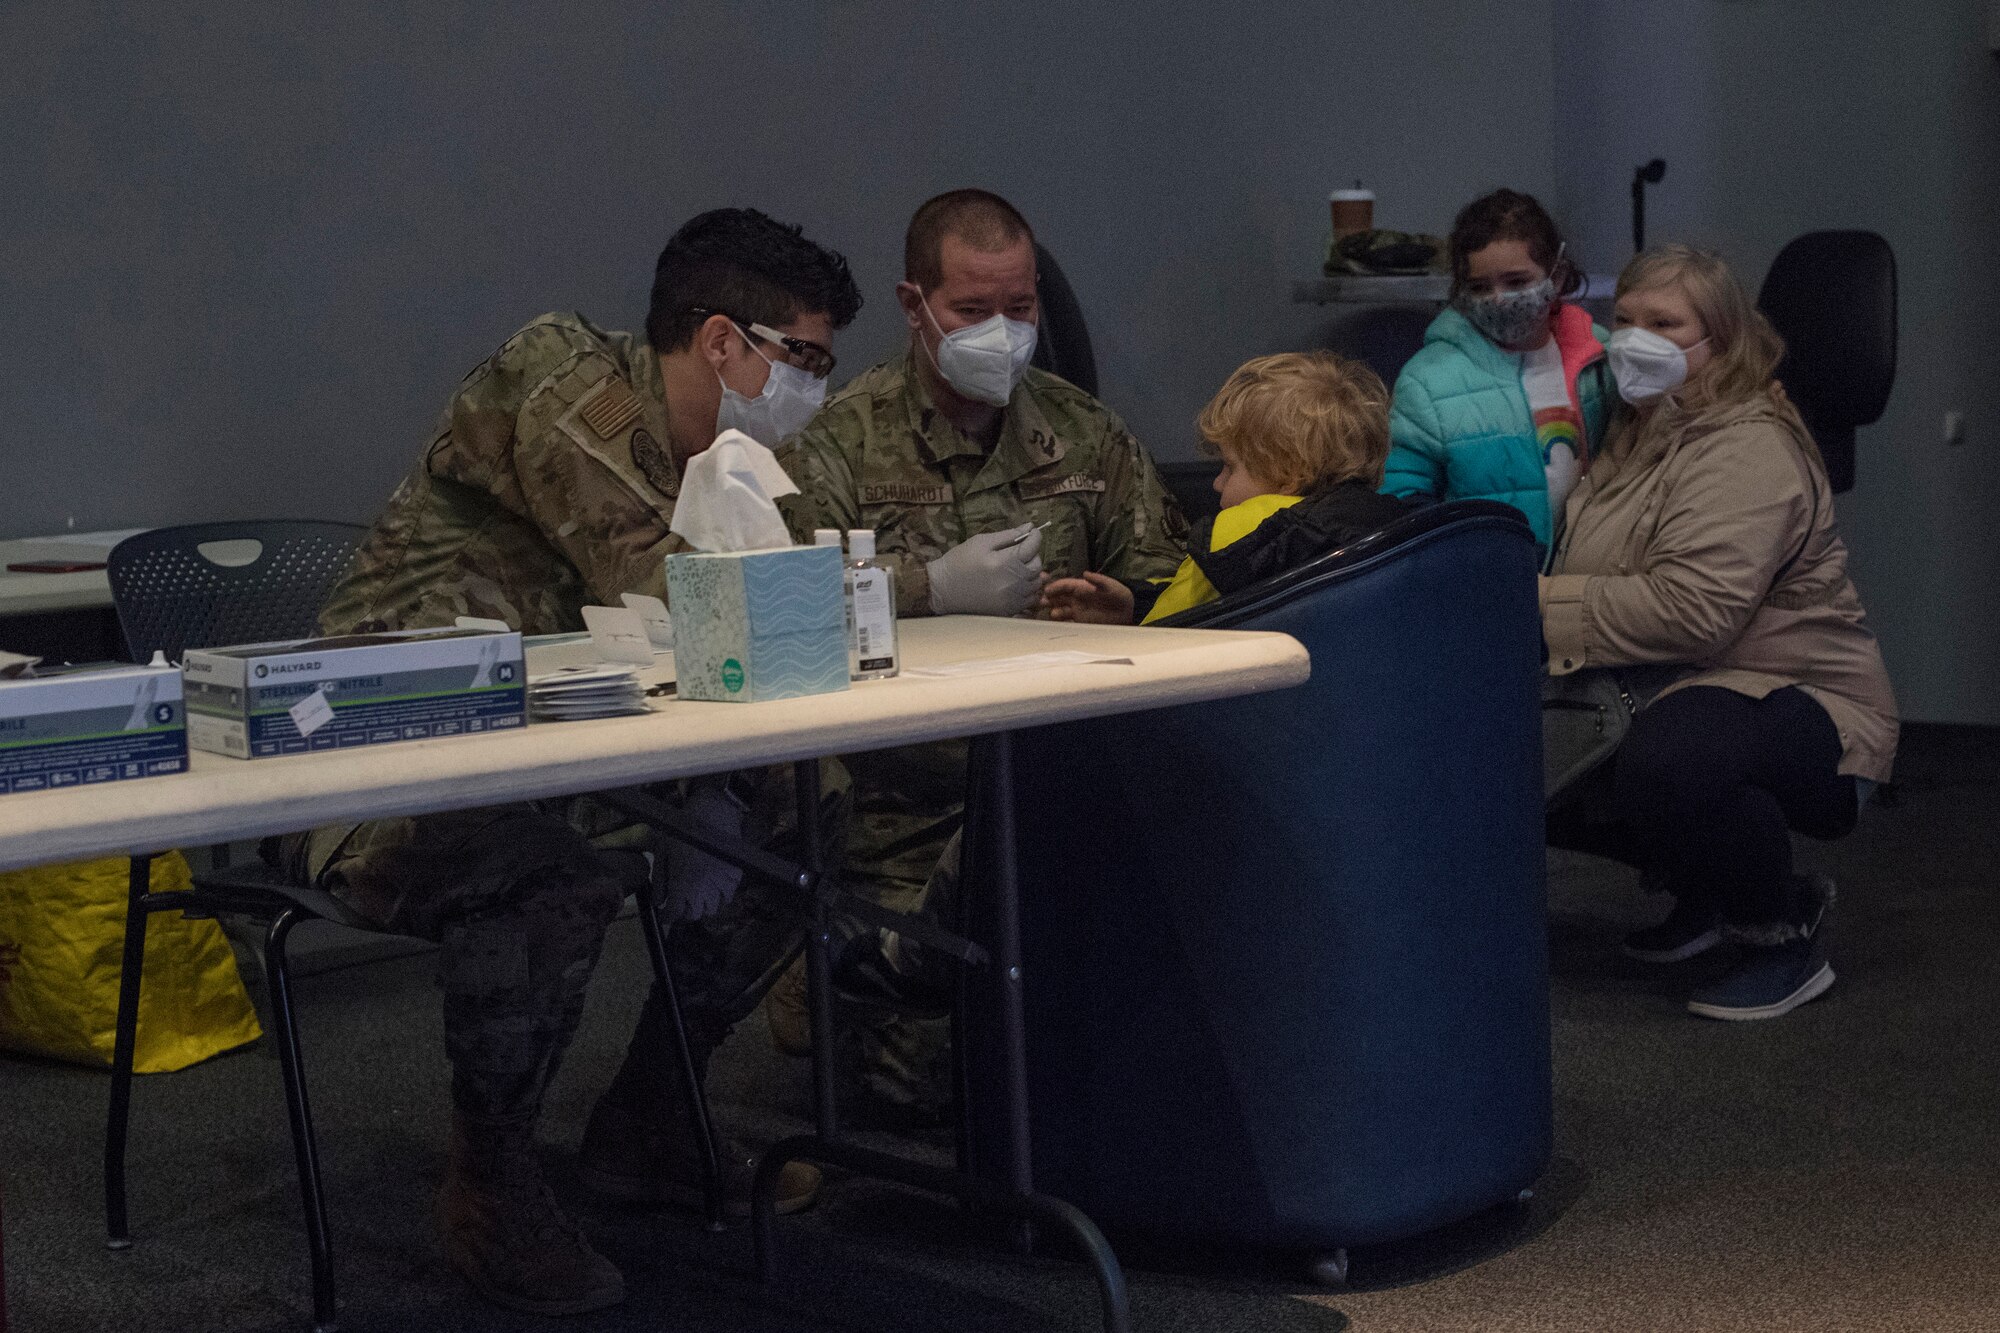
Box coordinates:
[578,380,643,440]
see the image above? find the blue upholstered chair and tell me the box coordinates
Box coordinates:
[967,500,1550,1281]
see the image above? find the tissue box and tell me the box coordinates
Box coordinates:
[183,628,526,758]
[666,546,848,702]
[0,663,187,794]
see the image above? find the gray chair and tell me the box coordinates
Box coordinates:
[101,520,721,1332]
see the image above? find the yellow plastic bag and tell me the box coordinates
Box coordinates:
[0,852,262,1072]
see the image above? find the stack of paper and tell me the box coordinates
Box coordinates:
[528,664,651,721]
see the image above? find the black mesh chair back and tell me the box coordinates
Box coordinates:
[106,520,365,661]
[1030,242,1100,397]
[1757,230,1897,493]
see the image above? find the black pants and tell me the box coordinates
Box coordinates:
[1548,685,1859,930]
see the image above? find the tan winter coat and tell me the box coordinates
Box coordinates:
[1542,395,1898,781]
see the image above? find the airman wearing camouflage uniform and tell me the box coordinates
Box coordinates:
[285,209,863,1318]
[773,190,1186,1117]
[778,351,1187,612]
[322,313,693,636]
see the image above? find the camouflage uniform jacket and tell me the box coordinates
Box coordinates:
[776,349,1187,615]
[321,312,691,635]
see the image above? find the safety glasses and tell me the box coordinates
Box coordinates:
[689,307,836,380]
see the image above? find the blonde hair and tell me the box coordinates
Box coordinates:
[1197,351,1390,493]
[1616,244,1786,414]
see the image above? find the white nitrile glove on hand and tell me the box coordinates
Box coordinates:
[927,524,1044,616]
[661,782,749,921]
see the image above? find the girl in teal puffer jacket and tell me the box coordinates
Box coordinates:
[1383,189,1614,561]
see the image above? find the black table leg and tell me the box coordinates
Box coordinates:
[752,734,1131,1333]
[976,730,1036,1255]
[793,758,841,1143]
[598,759,1127,1330]
[264,909,340,1333]
[104,854,151,1251]
[634,857,726,1233]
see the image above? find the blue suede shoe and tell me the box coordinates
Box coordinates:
[1687,877,1835,1021]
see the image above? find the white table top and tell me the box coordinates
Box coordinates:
[0,532,139,617]
[0,617,1308,872]
[1291,273,1619,305]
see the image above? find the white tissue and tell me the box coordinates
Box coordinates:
[668,429,801,553]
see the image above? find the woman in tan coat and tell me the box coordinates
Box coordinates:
[1542,245,1897,1021]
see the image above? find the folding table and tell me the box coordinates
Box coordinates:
[0,616,1309,1332]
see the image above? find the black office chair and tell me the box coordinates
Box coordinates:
[1026,243,1216,543]
[1154,460,1224,525]
[1757,231,1897,493]
[1030,242,1098,396]
[101,521,722,1332]
[105,521,367,662]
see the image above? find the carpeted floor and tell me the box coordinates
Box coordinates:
[4,723,1997,1331]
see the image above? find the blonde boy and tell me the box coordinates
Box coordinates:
[1045,351,1409,623]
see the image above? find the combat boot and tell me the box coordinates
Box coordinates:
[763,953,813,1057]
[577,1067,822,1215]
[438,1113,624,1315]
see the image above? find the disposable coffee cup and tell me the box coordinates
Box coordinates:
[1330,186,1375,236]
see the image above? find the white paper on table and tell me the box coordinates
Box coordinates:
[903,650,1135,679]
[581,605,657,665]
[527,662,650,721]
[530,667,643,698]
[289,688,335,738]
[619,592,674,648]
[455,616,512,633]
[42,528,148,550]
[668,429,799,553]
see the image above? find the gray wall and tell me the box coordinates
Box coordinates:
[11,1,1997,723]
[1554,0,2000,724]
[1,0,1552,533]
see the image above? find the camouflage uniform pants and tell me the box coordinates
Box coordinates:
[281,767,849,1127]
[830,741,968,1121]
[282,802,638,1126]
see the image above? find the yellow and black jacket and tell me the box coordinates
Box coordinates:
[1143,481,1413,623]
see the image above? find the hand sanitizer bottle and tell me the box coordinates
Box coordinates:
[844,529,899,680]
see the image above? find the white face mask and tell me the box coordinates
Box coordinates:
[918,292,1037,407]
[1607,326,1710,404]
[714,324,826,445]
